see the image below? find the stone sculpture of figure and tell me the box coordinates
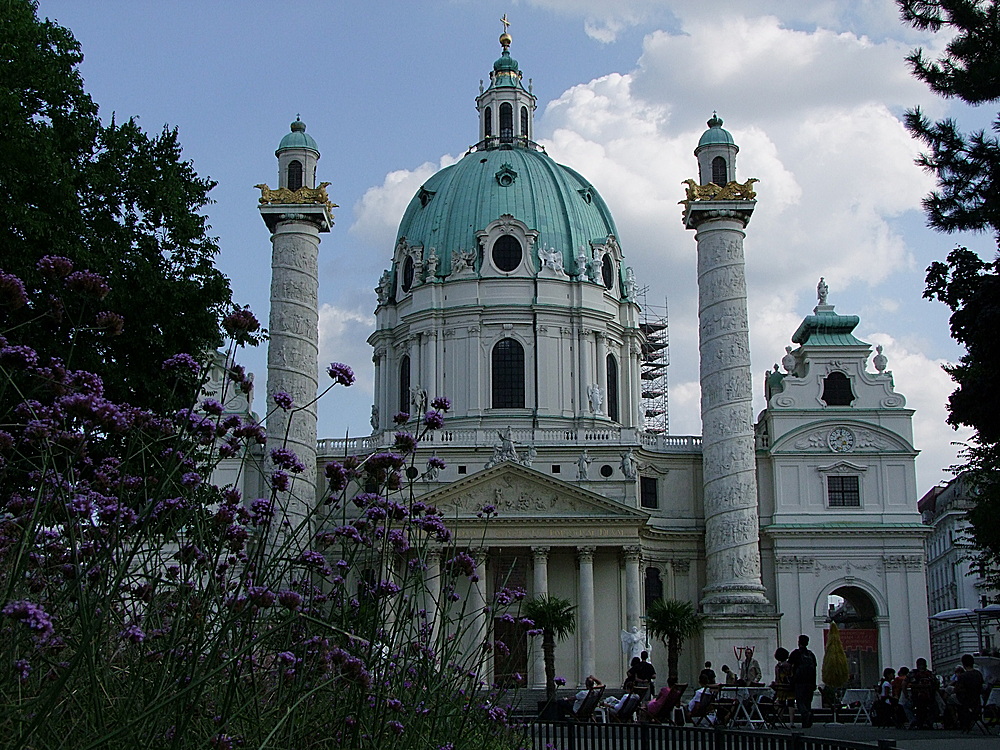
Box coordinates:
[586,257,602,282]
[539,244,565,274]
[376,270,392,305]
[620,626,648,661]
[425,247,439,280]
[620,449,638,480]
[521,444,537,468]
[409,385,427,413]
[370,404,379,432]
[624,267,637,298]
[577,449,592,480]
[588,383,604,414]
[873,344,888,373]
[781,346,796,374]
[497,426,519,462]
[425,454,441,481]
[817,276,829,305]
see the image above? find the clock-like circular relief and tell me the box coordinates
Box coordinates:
[828,427,855,453]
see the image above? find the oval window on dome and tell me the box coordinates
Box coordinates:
[401,256,414,292]
[602,254,614,289]
[492,235,522,272]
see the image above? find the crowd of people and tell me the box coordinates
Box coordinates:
[872,654,993,731]
[552,637,995,732]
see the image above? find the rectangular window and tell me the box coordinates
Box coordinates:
[640,476,658,509]
[827,475,860,507]
[551,465,560,474]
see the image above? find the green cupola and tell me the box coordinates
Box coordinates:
[475,24,537,148]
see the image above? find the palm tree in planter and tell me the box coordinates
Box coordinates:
[523,595,577,700]
[646,598,704,680]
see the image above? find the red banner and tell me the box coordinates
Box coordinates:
[824,628,878,653]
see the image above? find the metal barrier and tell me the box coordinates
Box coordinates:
[519,721,896,750]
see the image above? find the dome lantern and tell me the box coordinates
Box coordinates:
[476,18,537,150]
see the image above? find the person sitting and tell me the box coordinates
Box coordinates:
[644,676,684,723]
[602,690,641,722]
[558,675,605,719]
[686,675,717,724]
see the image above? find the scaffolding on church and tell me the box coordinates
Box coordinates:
[637,287,669,434]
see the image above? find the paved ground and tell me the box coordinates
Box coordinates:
[765,723,997,749]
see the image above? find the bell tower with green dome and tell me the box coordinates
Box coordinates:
[475,20,537,148]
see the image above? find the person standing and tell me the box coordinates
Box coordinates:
[635,650,657,698]
[954,653,985,731]
[788,634,818,728]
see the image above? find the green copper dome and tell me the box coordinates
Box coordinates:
[697,114,736,149]
[396,147,618,272]
[277,118,319,155]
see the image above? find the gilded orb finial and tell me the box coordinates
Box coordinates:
[500,13,512,49]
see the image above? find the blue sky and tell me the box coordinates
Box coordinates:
[37,0,994,491]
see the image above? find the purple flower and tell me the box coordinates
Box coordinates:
[201,398,224,415]
[554,676,567,686]
[271,447,305,473]
[181,472,202,488]
[250,498,273,525]
[326,362,355,386]
[277,590,302,610]
[0,272,28,309]
[94,310,124,335]
[423,410,445,429]
[431,396,451,411]
[2,600,54,640]
[120,624,146,644]
[386,720,404,735]
[427,456,446,470]
[222,306,261,342]
[273,391,294,410]
[386,698,404,712]
[64,270,110,299]
[393,411,410,425]
[162,353,200,377]
[271,470,290,491]
[324,461,348,491]
[13,658,31,683]
[393,431,416,453]
[36,255,73,279]
[477,504,497,518]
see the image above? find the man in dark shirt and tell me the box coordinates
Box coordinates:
[634,650,656,697]
[905,657,939,728]
[787,634,817,728]
[954,653,985,730]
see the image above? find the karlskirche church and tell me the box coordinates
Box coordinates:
[239,28,930,690]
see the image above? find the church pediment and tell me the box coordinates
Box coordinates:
[769,421,914,454]
[422,462,649,522]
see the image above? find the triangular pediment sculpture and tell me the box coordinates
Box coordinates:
[423,462,649,521]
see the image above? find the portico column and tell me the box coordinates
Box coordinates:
[624,546,642,631]
[531,546,550,689]
[472,556,491,684]
[577,546,596,681]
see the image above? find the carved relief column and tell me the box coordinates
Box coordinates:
[577,546,597,681]
[624,546,643,631]
[683,169,769,615]
[260,183,333,542]
[531,546,550,688]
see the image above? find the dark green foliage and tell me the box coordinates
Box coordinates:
[645,598,703,681]
[901,0,1000,582]
[522,596,576,700]
[0,0,235,414]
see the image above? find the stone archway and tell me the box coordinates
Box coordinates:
[828,585,880,688]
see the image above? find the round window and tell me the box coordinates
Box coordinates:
[600,464,614,478]
[602,255,614,289]
[405,466,419,479]
[492,235,522,272]
[401,256,414,292]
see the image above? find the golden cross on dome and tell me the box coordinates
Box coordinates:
[500,14,510,32]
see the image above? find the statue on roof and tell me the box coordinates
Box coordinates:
[817,277,829,305]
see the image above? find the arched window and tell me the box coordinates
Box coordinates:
[520,106,528,137]
[711,156,727,186]
[822,371,854,406]
[492,235,522,271]
[399,355,411,414]
[606,354,619,422]
[287,160,304,191]
[484,107,492,137]
[401,256,414,292]
[644,567,663,611]
[712,156,729,186]
[500,103,513,142]
[492,338,525,408]
[601,254,614,289]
